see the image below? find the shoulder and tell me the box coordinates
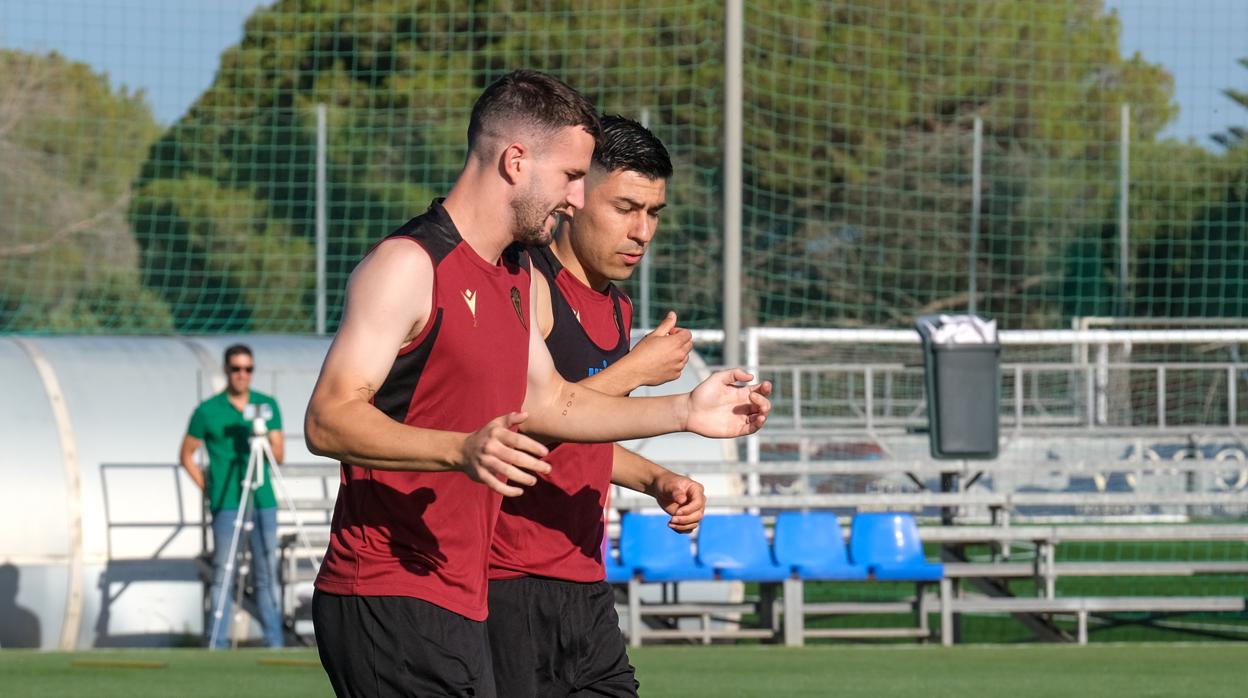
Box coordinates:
[251,390,278,405]
[196,392,226,412]
[339,229,439,350]
[384,202,462,266]
[188,394,223,431]
[350,237,437,300]
[364,235,437,271]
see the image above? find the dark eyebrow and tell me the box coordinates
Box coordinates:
[615,196,666,211]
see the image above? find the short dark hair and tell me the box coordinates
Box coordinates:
[223,344,253,367]
[467,70,601,153]
[592,114,673,180]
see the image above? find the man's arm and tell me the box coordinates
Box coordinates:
[531,267,688,398]
[268,403,285,464]
[268,430,285,465]
[304,239,551,497]
[580,311,692,397]
[610,444,705,533]
[520,275,772,443]
[179,434,205,490]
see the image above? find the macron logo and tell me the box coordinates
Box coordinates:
[587,359,609,377]
[462,289,477,322]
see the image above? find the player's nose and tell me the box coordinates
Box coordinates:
[630,216,653,245]
[566,179,585,211]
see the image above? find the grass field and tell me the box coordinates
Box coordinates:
[2,644,1246,697]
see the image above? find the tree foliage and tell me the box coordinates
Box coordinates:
[0,50,169,333]
[1136,56,1248,318]
[100,1,1244,331]
[742,0,1178,327]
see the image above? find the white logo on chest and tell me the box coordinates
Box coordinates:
[462,289,478,323]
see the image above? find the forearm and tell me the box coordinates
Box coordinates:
[609,443,668,496]
[179,457,204,489]
[178,438,205,489]
[269,433,285,464]
[611,443,705,533]
[305,398,465,471]
[522,381,688,444]
[579,354,646,397]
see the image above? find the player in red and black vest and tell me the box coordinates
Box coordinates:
[306,73,772,698]
[487,116,701,697]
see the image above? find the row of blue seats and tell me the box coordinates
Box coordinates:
[605,511,944,584]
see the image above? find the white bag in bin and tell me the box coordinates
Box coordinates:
[916,314,997,345]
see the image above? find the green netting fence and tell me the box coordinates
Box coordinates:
[1,0,1246,334]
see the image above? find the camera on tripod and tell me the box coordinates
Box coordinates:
[243,403,273,436]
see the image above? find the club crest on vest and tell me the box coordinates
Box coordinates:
[510,287,526,330]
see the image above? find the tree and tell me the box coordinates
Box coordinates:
[129,0,731,332]
[740,0,1178,328]
[0,50,170,333]
[1212,58,1248,150]
[129,0,1182,332]
[1135,57,1248,318]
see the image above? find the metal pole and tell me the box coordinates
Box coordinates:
[315,103,328,336]
[745,327,760,512]
[723,0,743,366]
[1118,103,1129,317]
[639,108,653,331]
[969,117,982,316]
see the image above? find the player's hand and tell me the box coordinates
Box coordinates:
[652,472,706,533]
[684,369,772,438]
[626,311,693,387]
[459,412,551,497]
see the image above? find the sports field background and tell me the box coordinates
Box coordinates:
[3,645,1246,698]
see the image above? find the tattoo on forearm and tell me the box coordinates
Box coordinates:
[562,391,576,417]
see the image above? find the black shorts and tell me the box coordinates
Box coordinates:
[486,577,637,698]
[313,590,496,698]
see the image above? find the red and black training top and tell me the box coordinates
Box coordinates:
[489,244,633,583]
[315,199,532,621]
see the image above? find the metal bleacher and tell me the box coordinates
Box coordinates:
[604,330,1248,645]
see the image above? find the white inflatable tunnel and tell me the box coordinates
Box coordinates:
[0,335,736,649]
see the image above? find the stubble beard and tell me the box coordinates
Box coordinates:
[511,180,558,247]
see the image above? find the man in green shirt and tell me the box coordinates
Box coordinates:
[180,344,286,648]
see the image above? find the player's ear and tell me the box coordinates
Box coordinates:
[499,142,528,185]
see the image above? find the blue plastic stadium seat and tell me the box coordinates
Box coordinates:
[619,513,714,582]
[773,512,869,580]
[602,534,633,584]
[696,514,790,581]
[849,512,944,581]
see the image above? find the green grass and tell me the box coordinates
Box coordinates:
[2,644,1246,697]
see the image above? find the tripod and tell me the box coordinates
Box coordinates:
[207,406,322,650]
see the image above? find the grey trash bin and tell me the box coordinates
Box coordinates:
[916,316,1001,460]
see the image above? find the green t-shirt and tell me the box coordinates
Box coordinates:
[187,391,283,512]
